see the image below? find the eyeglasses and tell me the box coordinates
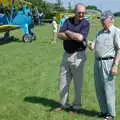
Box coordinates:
[76,12,85,14]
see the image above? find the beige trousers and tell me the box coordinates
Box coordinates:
[59,51,86,109]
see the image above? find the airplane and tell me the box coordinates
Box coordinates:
[0,0,36,42]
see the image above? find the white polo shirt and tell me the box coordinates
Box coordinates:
[52,20,57,33]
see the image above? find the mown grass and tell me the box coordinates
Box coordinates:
[0,17,120,120]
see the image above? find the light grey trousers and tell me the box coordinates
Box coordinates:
[59,51,86,109]
[94,59,116,117]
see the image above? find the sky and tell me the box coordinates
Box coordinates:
[44,0,120,13]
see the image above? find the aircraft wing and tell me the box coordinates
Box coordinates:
[0,24,20,32]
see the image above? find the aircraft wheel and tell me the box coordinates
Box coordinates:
[23,34,32,43]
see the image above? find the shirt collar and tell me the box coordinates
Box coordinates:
[109,24,115,32]
[103,24,114,33]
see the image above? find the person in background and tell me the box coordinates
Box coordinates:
[51,16,58,44]
[88,10,120,120]
[54,3,90,113]
[59,15,66,28]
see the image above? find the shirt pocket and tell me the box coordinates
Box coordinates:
[104,36,113,47]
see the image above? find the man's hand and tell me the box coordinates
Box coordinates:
[65,30,70,33]
[87,41,94,50]
[65,30,72,38]
[65,30,84,41]
[65,30,71,35]
[112,64,118,76]
[112,49,120,76]
[57,32,70,40]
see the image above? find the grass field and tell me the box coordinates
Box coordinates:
[0,18,120,120]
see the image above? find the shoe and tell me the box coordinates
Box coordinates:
[54,107,64,112]
[54,105,71,112]
[98,112,107,118]
[69,106,81,114]
[104,115,114,120]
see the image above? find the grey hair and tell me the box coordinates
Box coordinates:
[74,3,86,11]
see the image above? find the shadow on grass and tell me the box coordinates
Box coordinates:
[77,108,98,117]
[24,96,98,117]
[0,36,22,45]
[24,96,60,109]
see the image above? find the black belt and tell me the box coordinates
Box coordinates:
[96,56,114,60]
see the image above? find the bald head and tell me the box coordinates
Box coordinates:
[74,3,86,13]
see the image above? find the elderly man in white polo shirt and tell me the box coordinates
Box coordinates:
[88,10,120,120]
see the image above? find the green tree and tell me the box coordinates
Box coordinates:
[68,1,72,12]
[86,5,101,12]
[86,5,98,10]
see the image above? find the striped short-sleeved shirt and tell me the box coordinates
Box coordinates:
[94,25,120,58]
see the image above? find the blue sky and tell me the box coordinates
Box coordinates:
[44,0,120,13]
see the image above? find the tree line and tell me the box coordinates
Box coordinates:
[27,0,101,19]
